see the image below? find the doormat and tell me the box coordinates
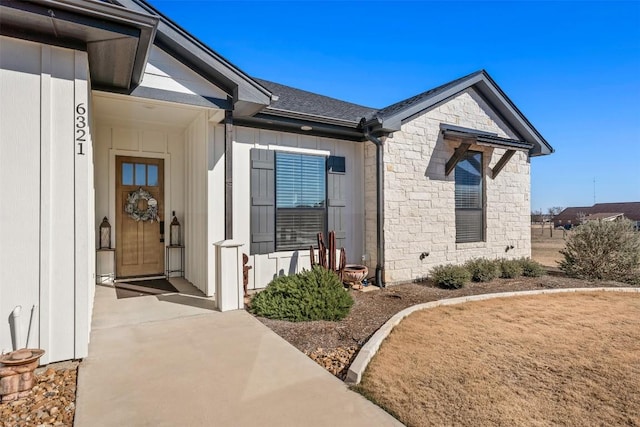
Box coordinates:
[115,279,179,299]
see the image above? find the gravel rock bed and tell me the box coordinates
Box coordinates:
[1,361,78,427]
[255,276,634,379]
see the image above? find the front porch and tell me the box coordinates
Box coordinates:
[92,90,228,298]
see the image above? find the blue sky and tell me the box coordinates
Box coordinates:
[149,0,640,212]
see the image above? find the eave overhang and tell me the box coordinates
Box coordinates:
[235,112,365,142]
[441,124,534,152]
[0,0,158,91]
[441,124,534,178]
[113,0,271,116]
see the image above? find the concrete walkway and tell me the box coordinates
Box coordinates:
[75,283,401,427]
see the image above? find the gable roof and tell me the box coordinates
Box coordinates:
[254,79,377,125]
[555,203,640,223]
[108,0,271,116]
[364,70,553,156]
[592,202,640,221]
[1,0,553,151]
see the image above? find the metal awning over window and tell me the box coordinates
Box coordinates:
[441,124,534,178]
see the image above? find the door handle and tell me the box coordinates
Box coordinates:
[160,220,165,243]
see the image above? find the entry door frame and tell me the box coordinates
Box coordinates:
[108,149,172,272]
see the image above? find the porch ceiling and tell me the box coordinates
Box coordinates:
[93,92,207,128]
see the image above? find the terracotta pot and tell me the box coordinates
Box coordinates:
[343,264,368,288]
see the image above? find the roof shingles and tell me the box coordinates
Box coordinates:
[254,78,376,124]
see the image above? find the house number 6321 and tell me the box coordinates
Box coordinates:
[75,103,87,155]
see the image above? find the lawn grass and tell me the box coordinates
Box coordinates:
[531,224,567,268]
[355,292,640,427]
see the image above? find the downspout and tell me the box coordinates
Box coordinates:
[363,127,386,288]
[224,109,233,239]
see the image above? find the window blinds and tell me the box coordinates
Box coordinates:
[455,151,483,243]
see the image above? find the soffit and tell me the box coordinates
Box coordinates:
[0,0,158,90]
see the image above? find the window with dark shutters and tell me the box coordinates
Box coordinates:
[250,149,347,254]
[455,151,484,243]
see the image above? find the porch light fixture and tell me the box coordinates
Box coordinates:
[99,217,111,249]
[170,211,181,246]
[300,125,313,131]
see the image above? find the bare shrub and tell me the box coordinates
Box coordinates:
[559,219,640,282]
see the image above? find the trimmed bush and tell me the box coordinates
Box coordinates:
[559,219,640,282]
[518,258,546,277]
[499,259,524,278]
[465,258,500,282]
[250,266,353,322]
[431,264,471,289]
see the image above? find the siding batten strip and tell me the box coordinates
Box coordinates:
[74,51,90,359]
[39,45,51,363]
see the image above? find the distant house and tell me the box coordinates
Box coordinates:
[553,207,591,227]
[554,203,640,228]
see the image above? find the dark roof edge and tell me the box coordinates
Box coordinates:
[262,107,362,128]
[9,0,159,89]
[441,124,534,151]
[480,71,554,156]
[113,0,271,115]
[364,70,554,157]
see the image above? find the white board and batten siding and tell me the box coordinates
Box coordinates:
[233,127,366,290]
[0,36,93,363]
[140,46,228,100]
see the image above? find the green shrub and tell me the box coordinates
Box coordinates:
[250,266,353,322]
[499,259,524,278]
[430,264,471,289]
[559,219,640,281]
[465,258,500,282]
[518,258,546,277]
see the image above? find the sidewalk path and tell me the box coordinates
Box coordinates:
[75,285,401,426]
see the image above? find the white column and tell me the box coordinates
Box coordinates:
[214,240,245,311]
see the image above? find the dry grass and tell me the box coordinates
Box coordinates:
[531,224,568,267]
[356,292,640,427]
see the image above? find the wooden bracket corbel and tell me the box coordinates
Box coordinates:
[490,150,515,179]
[445,143,471,176]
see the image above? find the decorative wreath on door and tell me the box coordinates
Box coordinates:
[125,187,159,222]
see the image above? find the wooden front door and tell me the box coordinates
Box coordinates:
[116,156,165,278]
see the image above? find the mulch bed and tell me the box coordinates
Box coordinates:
[254,275,635,379]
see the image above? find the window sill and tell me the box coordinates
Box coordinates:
[268,250,312,259]
[455,241,486,250]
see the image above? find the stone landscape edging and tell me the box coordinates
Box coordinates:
[345,287,640,385]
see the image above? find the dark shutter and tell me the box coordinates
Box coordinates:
[327,156,347,248]
[250,149,275,254]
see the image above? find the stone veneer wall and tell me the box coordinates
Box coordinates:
[364,88,531,284]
